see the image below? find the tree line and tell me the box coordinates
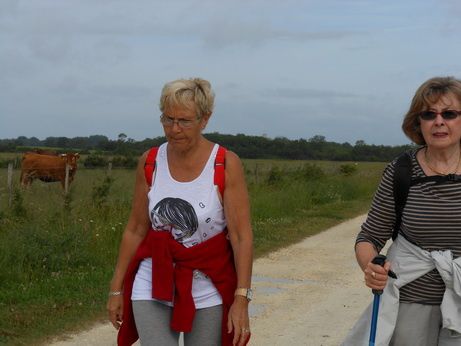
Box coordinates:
[0,133,414,162]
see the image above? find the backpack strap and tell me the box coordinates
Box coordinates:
[214,146,226,197]
[144,147,159,186]
[392,152,412,240]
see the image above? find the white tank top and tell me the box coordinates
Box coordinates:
[131,143,226,308]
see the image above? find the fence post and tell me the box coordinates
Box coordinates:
[65,164,70,194]
[108,162,112,175]
[7,163,13,207]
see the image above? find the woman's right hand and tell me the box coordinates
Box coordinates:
[107,295,123,330]
[363,260,391,291]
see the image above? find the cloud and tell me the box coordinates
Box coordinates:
[50,78,152,102]
[0,0,18,19]
[262,87,359,100]
[199,13,361,49]
[202,25,359,49]
[26,35,72,62]
[1,0,460,146]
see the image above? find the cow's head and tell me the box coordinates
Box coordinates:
[60,153,80,170]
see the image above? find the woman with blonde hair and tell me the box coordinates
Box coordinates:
[107,78,253,346]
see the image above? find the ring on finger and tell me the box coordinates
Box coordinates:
[242,328,250,333]
[371,271,376,278]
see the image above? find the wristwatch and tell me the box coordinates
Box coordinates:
[234,288,253,301]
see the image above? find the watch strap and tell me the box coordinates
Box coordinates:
[234,288,253,301]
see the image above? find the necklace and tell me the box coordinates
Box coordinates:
[424,147,461,175]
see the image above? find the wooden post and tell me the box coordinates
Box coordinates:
[254,163,259,185]
[7,163,13,207]
[108,162,112,175]
[65,164,70,194]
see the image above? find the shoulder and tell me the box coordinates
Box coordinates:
[210,143,242,168]
[141,144,167,162]
[137,146,162,170]
[224,149,242,169]
[222,149,245,185]
[388,147,421,174]
[138,149,151,165]
[224,149,239,161]
[386,147,416,168]
[379,147,422,186]
[140,150,150,160]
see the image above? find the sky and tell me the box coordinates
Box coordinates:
[2,0,461,146]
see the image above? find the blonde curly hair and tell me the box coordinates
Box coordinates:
[159,78,215,118]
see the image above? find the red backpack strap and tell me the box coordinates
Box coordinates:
[214,146,226,197]
[144,147,159,186]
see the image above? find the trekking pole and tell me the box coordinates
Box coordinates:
[368,254,386,346]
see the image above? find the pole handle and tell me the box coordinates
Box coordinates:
[371,255,386,295]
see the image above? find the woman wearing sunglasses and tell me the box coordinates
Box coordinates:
[343,76,461,346]
[107,78,253,346]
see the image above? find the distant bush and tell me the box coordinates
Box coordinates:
[298,163,324,180]
[339,163,358,176]
[0,157,21,169]
[84,154,137,168]
[266,166,284,185]
[91,174,115,208]
[63,187,74,212]
[12,188,26,218]
[111,155,137,168]
[84,155,107,168]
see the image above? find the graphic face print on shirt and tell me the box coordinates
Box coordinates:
[151,197,199,243]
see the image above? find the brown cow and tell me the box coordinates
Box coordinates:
[20,152,80,188]
[31,149,59,156]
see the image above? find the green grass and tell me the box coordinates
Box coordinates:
[0,159,386,345]
[248,161,383,257]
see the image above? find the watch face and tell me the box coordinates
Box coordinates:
[247,289,253,300]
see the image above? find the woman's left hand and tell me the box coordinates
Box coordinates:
[227,296,251,346]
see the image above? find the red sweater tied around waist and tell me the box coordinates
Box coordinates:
[118,230,239,346]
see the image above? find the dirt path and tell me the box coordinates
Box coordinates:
[50,214,370,346]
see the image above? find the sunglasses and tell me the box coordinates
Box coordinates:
[418,110,461,121]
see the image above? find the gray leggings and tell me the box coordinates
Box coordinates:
[132,300,222,346]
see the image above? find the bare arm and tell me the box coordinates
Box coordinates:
[223,151,253,345]
[107,151,151,329]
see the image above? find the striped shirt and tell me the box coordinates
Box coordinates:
[357,147,461,305]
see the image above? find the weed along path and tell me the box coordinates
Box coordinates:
[50,214,370,346]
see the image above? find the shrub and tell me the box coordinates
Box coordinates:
[298,163,324,180]
[63,187,73,212]
[111,155,137,168]
[84,155,107,168]
[91,175,115,208]
[339,163,358,176]
[12,188,26,218]
[266,166,283,185]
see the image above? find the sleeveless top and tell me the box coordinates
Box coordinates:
[131,143,227,308]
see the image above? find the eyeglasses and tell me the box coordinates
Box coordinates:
[418,110,461,121]
[160,114,200,128]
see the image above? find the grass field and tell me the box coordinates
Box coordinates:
[0,157,386,345]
